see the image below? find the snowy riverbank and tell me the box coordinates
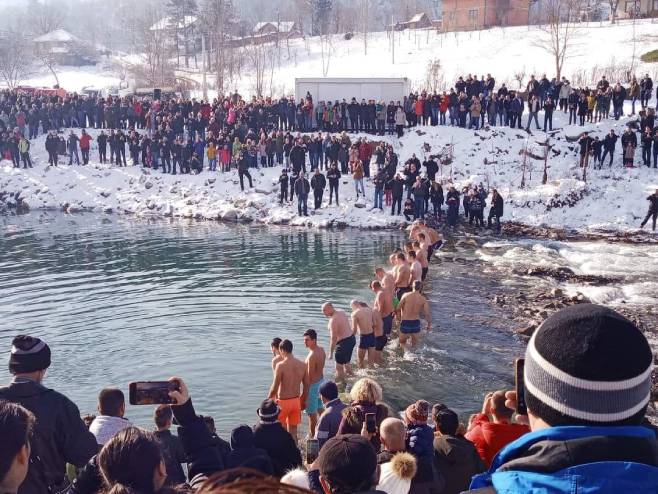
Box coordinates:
[1,104,657,233]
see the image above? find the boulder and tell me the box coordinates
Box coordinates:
[515,324,537,338]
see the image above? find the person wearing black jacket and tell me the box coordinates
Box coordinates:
[289,140,307,174]
[279,169,289,204]
[423,157,438,182]
[252,399,303,478]
[640,189,658,231]
[641,128,653,167]
[45,131,59,166]
[0,336,98,494]
[96,131,108,164]
[578,132,594,168]
[310,168,326,210]
[327,162,341,206]
[153,405,186,486]
[294,172,311,216]
[237,152,253,191]
[224,425,274,474]
[653,129,658,168]
[391,174,404,216]
[487,189,504,232]
[602,130,618,167]
[621,127,638,162]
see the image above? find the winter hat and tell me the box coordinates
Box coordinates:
[525,304,652,426]
[318,434,377,492]
[9,336,51,374]
[405,400,430,424]
[376,452,417,494]
[257,399,280,422]
[319,381,339,401]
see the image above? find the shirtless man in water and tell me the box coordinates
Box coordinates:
[271,337,283,373]
[351,300,376,368]
[268,339,309,439]
[412,222,443,260]
[371,280,394,348]
[408,251,423,284]
[396,281,432,349]
[394,252,412,301]
[375,267,395,294]
[303,329,326,437]
[413,241,429,281]
[322,302,356,381]
[369,303,384,364]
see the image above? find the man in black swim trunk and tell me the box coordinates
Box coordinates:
[323,302,356,381]
[350,300,376,368]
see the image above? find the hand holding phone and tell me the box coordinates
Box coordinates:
[306,438,319,464]
[514,359,528,416]
[128,377,188,406]
[365,413,377,434]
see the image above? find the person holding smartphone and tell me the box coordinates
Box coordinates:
[467,304,658,493]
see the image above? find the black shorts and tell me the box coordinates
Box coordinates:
[375,334,388,352]
[335,335,356,364]
[422,267,428,281]
[382,314,394,335]
[359,333,376,349]
[396,286,411,301]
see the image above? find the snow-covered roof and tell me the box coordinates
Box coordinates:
[409,13,429,23]
[149,15,198,31]
[254,21,297,33]
[33,29,79,43]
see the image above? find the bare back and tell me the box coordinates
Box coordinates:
[396,264,411,288]
[352,307,374,336]
[372,308,383,337]
[398,291,429,321]
[374,289,394,316]
[306,346,326,384]
[329,310,353,342]
[273,356,307,400]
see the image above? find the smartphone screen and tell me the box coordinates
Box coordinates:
[129,381,178,405]
[365,412,376,434]
[515,358,527,415]
[306,438,319,464]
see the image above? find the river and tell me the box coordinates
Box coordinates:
[0,213,655,434]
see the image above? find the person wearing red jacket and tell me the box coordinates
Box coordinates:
[465,390,530,467]
[79,129,93,165]
[358,140,372,178]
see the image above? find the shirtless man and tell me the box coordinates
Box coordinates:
[408,251,423,284]
[322,302,356,381]
[413,241,429,281]
[271,337,283,373]
[413,223,443,260]
[369,303,385,363]
[303,329,326,437]
[371,280,395,344]
[268,339,309,439]
[351,300,376,368]
[396,280,432,349]
[394,252,411,301]
[375,267,395,294]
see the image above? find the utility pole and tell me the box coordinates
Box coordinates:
[391,14,395,64]
[202,33,208,100]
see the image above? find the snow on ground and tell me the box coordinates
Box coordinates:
[1,100,657,232]
[11,20,658,96]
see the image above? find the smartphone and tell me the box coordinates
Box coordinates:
[365,412,377,434]
[515,358,527,415]
[306,438,319,464]
[129,381,179,405]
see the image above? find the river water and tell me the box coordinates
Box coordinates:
[1,213,656,434]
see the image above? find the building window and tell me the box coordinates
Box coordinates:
[468,9,478,27]
[624,0,639,13]
[653,0,658,11]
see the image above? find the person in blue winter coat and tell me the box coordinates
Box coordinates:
[404,400,445,494]
[466,304,658,494]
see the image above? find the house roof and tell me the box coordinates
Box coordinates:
[409,13,429,23]
[33,29,80,43]
[253,21,297,33]
[149,15,198,31]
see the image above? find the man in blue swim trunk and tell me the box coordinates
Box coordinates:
[351,299,376,368]
[303,329,326,437]
[396,281,431,348]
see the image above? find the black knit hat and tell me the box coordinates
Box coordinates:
[318,434,377,492]
[9,336,51,374]
[525,304,652,427]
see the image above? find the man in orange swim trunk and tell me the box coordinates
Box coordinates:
[268,339,309,440]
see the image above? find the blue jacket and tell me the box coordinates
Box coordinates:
[467,426,658,493]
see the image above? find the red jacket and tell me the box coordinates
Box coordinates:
[79,134,92,150]
[464,413,530,467]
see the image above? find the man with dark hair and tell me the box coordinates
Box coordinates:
[271,337,283,372]
[315,381,346,450]
[303,329,326,438]
[640,189,658,231]
[268,340,309,439]
[0,336,97,493]
[465,390,529,467]
[433,407,485,494]
[89,388,131,445]
[201,415,231,465]
[317,434,382,494]
[154,405,186,486]
[0,401,35,494]
[467,304,658,493]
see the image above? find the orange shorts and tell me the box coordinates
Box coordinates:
[277,396,301,427]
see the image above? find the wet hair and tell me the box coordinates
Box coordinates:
[82,414,96,429]
[202,415,217,434]
[154,405,173,429]
[371,281,382,290]
[271,337,282,349]
[98,427,163,494]
[408,251,417,259]
[412,241,420,248]
[350,378,383,404]
[303,329,317,340]
[397,252,406,261]
[98,388,125,417]
[279,340,293,354]
[0,401,35,483]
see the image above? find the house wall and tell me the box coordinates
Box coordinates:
[442,0,530,31]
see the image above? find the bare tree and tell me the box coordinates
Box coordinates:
[424,58,445,93]
[607,0,620,24]
[136,6,176,87]
[35,49,60,87]
[360,0,369,55]
[533,0,582,80]
[0,34,32,89]
[246,43,267,96]
[319,33,333,77]
[31,1,66,36]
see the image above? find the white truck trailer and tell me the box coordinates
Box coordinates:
[294,77,411,103]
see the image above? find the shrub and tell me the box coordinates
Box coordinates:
[640,50,658,63]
